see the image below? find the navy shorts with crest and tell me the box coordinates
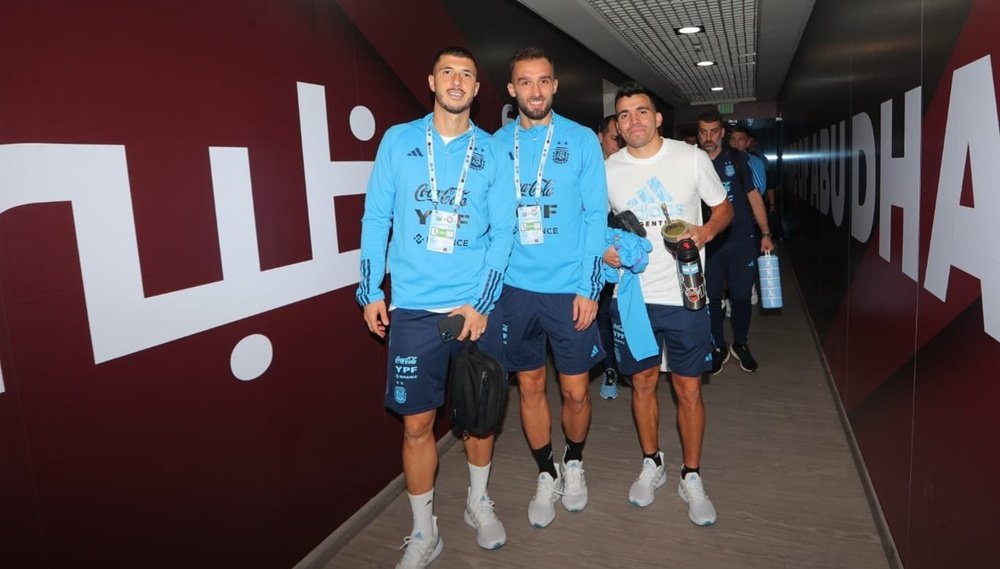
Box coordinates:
[384,307,504,416]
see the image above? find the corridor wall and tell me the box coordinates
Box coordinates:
[780,0,998,566]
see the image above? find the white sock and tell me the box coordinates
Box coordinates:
[468,462,491,503]
[408,489,434,539]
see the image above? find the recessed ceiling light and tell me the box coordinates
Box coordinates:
[696,60,715,67]
[675,26,703,35]
[711,87,724,91]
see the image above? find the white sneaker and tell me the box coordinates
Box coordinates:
[527,469,563,528]
[463,490,507,550]
[628,453,666,507]
[677,472,717,526]
[395,515,444,569]
[561,460,588,512]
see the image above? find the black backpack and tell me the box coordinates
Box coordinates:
[449,341,508,438]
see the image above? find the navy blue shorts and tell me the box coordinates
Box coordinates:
[384,308,504,415]
[499,286,605,375]
[610,300,712,378]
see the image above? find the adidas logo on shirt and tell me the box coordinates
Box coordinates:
[407,147,424,157]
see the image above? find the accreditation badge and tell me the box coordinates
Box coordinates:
[426,210,458,254]
[517,204,544,245]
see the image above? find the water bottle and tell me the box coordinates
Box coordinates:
[758,251,783,309]
[675,238,706,310]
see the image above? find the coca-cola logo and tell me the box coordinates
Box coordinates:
[414,183,469,207]
[394,355,418,365]
[518,179,554,198]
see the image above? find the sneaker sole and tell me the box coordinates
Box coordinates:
[599,389,618,400]
[463,510,506,550]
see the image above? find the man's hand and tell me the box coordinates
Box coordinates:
[449,304,488,342]
[603,245,621,268]
[572,295,598,331]
[760,234,775,254]
[363,299,389,338]
[678,224,712,250]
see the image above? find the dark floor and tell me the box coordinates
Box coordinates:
[323,259,891,569]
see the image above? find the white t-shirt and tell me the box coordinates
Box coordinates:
[605,138,727,306]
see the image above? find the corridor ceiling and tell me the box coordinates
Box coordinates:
[516,0,815,107]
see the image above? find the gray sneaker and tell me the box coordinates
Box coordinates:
[463,490,506,550]
[395,515,444,569]
[527,469,563,528]
[628,452,666,507]
[678,472,717,526]
[561,459,588,512]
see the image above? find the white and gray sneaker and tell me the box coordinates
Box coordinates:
[677,472,717,526]
[628,452,666,507]
[561,460,588,512]
[395,515,444,569]
[527,468,563,528]
[463,490,507,550]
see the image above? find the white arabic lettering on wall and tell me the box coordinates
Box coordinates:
[784,56,1000,342]
[0,82,374,393]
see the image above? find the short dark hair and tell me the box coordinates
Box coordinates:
[509,47,553,75]
[598,114,617,134]
[614,81,657,111]
[433,46,477,71]
[697,109,724,126]
[731,126,751,137]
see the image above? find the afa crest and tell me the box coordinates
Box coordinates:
[725,163,736,178]
[394,386,407,404]
[471,152,485,170]
[553,146,570,164]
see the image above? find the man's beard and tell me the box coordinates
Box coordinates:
[517,97,552,121]
[436,91,472,114]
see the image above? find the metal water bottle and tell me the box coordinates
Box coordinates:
[675,238,706,310]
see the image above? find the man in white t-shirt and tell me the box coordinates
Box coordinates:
[603,81,733,526]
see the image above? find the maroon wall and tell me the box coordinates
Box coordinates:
[0,1,470,567]
[780,0,999,566]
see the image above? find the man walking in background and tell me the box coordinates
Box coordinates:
[698,112,775,374]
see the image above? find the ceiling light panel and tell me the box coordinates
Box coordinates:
[586,0,758,104]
